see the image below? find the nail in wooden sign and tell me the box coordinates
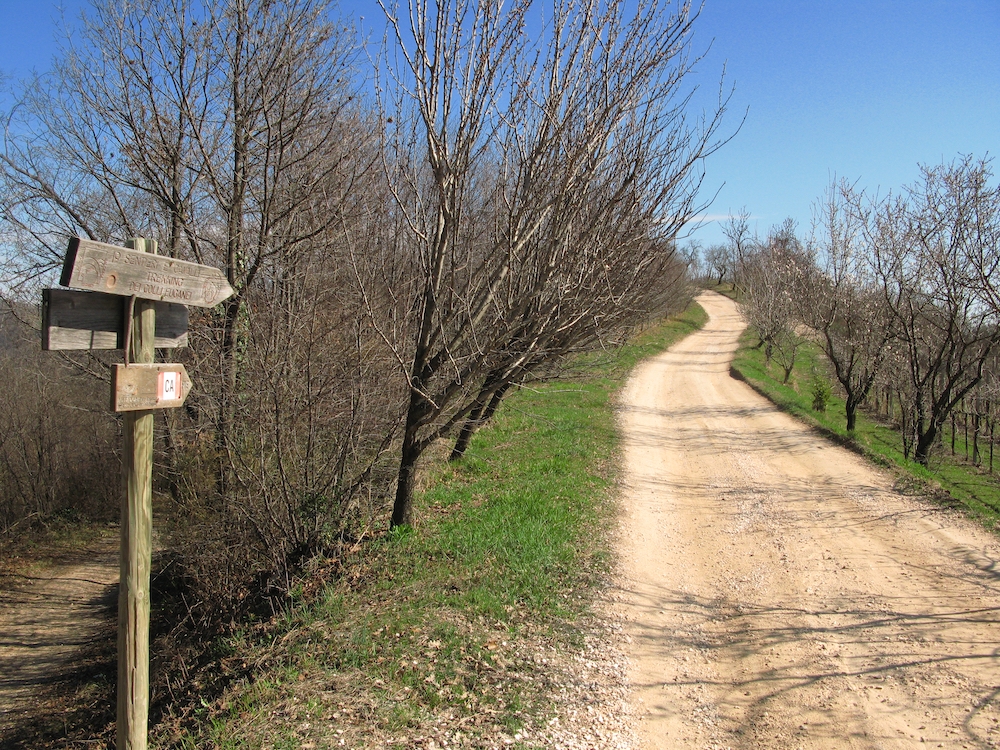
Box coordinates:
[61,238,234,308]
[112,364,192,412]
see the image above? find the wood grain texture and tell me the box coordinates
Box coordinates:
[117,238,156,750]
[62,237,233,308]
[41,288,188,350]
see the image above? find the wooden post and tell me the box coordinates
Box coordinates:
[118,237,156,750]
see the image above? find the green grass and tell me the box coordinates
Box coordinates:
[152,300,709,749]
[707,282,738,300]
[731,328,1000,531]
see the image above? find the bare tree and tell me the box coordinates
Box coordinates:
[704,242,732,286]
[806,179,896,431]
[722,206,752,297]
[867,157,1000,465]
[372,0,728,526]
[738,218,811,382]
[953,157,1000,319]
[678,240,704,282]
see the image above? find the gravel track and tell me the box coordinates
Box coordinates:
[616,291,1000,749]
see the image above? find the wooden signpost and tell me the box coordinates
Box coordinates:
[112,364,192,412]
[43,236,232,750]
[42,288,188,350]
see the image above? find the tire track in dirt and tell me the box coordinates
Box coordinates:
[616,291,1000,749]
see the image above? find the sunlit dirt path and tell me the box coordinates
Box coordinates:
[616,291,1000,749]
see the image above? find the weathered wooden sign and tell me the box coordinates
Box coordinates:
[112,363,192,412]
[42,236,231,750]
[42,288,188,350]
[61,237,234,308]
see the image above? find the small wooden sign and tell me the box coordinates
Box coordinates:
[42,288,188,350]
[61,238,234,308]
[112,363,192,412]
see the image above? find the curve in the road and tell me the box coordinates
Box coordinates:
[618,291,1000,749]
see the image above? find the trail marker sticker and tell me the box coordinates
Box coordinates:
[159,370,179,401]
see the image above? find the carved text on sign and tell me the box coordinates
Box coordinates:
[61,238,234,308]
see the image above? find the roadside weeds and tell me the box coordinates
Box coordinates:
[149,301,708,749]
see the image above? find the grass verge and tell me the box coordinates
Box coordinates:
[150,300,708,749]
[730,329,1000,532]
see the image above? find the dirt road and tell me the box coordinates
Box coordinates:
[0,534,117,740]
[617,291,1000,749]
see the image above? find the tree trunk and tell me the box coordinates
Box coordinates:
[450,380,513,461]
[845,400,857,432]
[914,423,938,467]
[480,382,510,423]
[450,401,486,462]
[216,296,242,503]
[391,388,430,528]
[391,442,419,529]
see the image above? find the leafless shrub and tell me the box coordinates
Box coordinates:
[738,218,812,382]
[0,308,118,535]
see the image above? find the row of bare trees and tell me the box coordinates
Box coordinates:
[729,156,1000,467]
[373,0,725,525]
[0,0,720,612]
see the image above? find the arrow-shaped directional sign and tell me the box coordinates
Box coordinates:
[112,364,193,412]
[61,238,234,308]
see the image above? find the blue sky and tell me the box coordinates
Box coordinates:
[686,0,1000,247]
[1,0,997,250]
